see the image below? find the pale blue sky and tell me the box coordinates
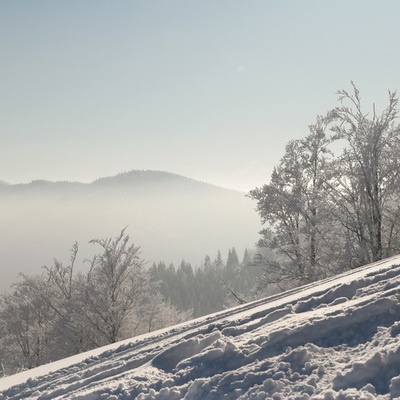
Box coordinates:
[1,1,400,191]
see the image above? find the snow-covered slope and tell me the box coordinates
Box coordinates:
[2,256,400,399]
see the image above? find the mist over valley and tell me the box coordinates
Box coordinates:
[0,170,261,291]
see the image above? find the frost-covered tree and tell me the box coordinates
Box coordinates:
[41,243,92,355]
[0,279,54,371]
[81,229,150,345]
[129,292,191,335]
[0,229,190,374]
[325,83,400,265]
[13,243,96,358]
[250,117,339,289]
[251,84,400,291]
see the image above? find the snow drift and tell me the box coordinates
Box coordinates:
[2,256,400,399]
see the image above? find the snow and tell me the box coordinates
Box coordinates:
[2,256,400,399]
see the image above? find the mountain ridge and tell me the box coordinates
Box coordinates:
[91,170,244,193]
[1,170,246,194]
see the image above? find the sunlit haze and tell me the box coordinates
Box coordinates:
[2,1,400,191]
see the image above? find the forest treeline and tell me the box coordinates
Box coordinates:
[250,83,400,290]
[0,230,261,375]
[150,248,264,318]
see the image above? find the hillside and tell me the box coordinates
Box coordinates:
[1,256,400,399]
[0,170,261,290]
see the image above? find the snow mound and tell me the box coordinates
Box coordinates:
[2,256,400,399]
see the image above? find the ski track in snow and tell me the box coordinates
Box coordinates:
[2,256,400,399]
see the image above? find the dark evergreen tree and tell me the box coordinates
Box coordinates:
[215,250,223,269]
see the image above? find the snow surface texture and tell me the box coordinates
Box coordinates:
[2,256,400,399]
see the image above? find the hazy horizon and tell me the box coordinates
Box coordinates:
[2,1,400,192]
[0,171,261,291]
[0,169,252,192]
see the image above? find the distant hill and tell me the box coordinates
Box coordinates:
[92,170,223,190]
[0,170,261,291]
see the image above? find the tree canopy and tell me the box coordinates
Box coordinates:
[250,83,400,290]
